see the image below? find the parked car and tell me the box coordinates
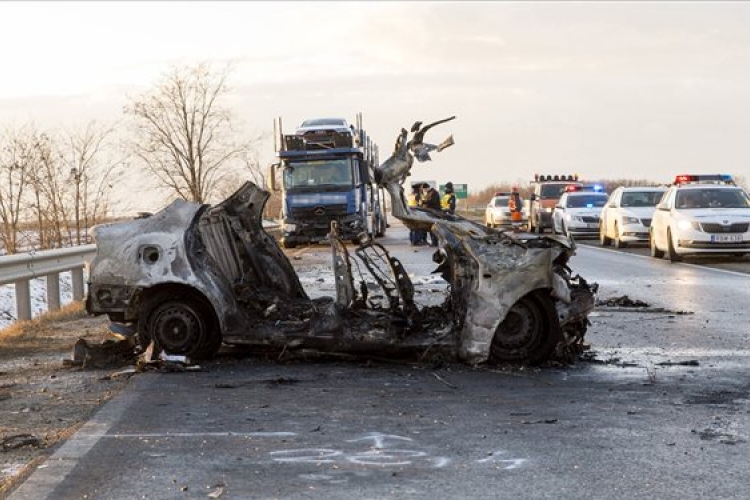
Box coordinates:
[650,174,750,262]
[485,192,527,228]
[599,186,667,248]
[552,191,609,238]
[295,117,352,135]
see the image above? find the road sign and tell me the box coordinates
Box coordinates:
[440,183,468,199]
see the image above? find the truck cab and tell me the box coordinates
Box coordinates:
[268,115,386,248]
[528,174,582,233]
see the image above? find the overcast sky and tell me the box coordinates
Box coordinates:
[1,1,750,210]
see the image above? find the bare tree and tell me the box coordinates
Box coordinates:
[27,134,73,248]
[125,63,250,203]
[0,124,38,254]
[62,121,125,244]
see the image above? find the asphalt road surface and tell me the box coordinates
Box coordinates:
[9,222,750,500]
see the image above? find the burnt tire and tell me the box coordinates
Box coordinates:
[138,291,221,359]
[667,228,682,263]
[489,291,562,365]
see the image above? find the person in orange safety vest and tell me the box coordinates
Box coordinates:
[509,187,523,229]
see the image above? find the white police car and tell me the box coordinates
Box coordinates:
[649,174,750,262]
[552,185,609,238]
[599,186,667,248]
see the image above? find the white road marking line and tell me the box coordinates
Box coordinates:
[8,375,158,500]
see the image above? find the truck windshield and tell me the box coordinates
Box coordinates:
[283,159,353,188]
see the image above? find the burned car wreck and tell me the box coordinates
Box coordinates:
[86,119,598,365]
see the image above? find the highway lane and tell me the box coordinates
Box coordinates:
[9,224,750,500]
[577,238,750,275]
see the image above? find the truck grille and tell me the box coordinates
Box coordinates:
[699,222,749,233]
[292,204,349,218]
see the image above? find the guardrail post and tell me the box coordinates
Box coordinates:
[47,272,61,311]
[15,280,31,321]
[72,268,85,301]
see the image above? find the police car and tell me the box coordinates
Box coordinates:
[599,186,667,248]
[551,185,608,238]
[649,174,750,262]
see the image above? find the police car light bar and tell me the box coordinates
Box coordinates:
[534,174,580,182]
[565,184,604,192]
[673,174,735,186]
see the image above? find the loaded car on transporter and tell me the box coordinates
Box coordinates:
[85,118,598,366]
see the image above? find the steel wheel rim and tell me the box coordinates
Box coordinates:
[152,304,204,354]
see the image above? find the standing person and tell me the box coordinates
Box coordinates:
[509,186,523,230]
[420,183,442,246]
[420,183,442,211]
[441,182,457,214]
[408,184,426,246]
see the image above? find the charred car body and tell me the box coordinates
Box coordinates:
[86,118,598,365]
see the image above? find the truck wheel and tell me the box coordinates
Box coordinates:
[138,292,221,359]
[281,241,297,250]
[376,215,386,237]
[490,291,561,365]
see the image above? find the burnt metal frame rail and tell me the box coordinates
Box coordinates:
[0,244,96,322]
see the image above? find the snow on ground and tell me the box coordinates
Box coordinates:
[0,273,77,330]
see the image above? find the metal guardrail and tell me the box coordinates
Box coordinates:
[0,244,97,322]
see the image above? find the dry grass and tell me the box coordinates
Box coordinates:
[0,301,88,347]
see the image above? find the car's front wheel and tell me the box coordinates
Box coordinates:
[649,230,664,258]
[667,228,683,263]
[489,291,562,365]
[613,223,627,248]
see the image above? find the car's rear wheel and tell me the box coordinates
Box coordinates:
[490,291,561,365]
[667,228,682,262]
[613,223,626,248]
[138,291,221,359]
[599,223,611,246]
[649,231,664,258]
